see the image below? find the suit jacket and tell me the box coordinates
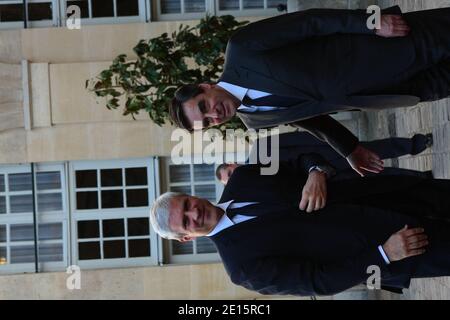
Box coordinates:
[221,5,419,157]
[209,157,434,296]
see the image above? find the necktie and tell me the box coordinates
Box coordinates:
[242,94,304,108]
[226,201,297,219]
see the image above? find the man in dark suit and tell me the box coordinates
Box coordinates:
[150,154,450,296]
[168,5,450,176]
[216,131,432,184]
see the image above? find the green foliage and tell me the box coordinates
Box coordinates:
[86,15,249,131]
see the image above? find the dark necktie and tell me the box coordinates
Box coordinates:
[242,94,304,108]
[226,201,297,219]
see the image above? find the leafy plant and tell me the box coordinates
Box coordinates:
[86,15,249,132]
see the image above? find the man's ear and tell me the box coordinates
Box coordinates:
[179,235,195,243]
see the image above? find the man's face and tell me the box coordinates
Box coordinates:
[219,163,240,185]
[168,194,224,242]
[182,83,240,130]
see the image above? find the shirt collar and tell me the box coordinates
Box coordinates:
[206,200,234,237]
[217,81,248,102]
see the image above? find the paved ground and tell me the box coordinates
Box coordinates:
[365,0,450,300]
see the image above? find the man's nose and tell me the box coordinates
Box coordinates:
[186,208,199,221]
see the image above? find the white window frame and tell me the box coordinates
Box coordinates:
[69,157,158,270]
[0,0,58,29]
[0,163,69,274]
[162,155,224,264]
[60,0,147,27]
[154,0,284,21]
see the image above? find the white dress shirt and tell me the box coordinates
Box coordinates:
[217,81,284,112]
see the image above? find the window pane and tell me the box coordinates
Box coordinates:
[196,237,217,253]
[193,164,214,182]
[243,0,263,9]
[101,190,123,208]
[67,0,89,18]
[76,170,97,188]
[125,168,147,186]
[169,165,190,183]
[101,169,122,187]
[39,223,63,241]
[10,224,34,242]
[10,195,33,213]
[170,185,191,194]
[0,4,23,22]
[76,191,98,209]
[78,241,100,260]
[0,247,6,265]
[37,193,63,212]
[185,0,205,13]
[10,245,35,264]
[0,174,4,192]
[102,219,124,237]
[28,2,53,21]
[267,0,287,8]
[37,171,61,190]
[219,0,239,10]
[194,184,216,202]
[0,225,5,243]
[0,196,5,214]
[129,239,150,257]
[127,218,149,236]
[103,240,125,259]
[9,173,32,191]
[171,240,193,255]
[126,189,148,207]
[77,220,99,239]
[116,0,139,16]
[39,243,63,262]
[161,0,181,14]
[91,0,114,18]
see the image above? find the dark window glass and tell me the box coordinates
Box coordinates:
[76,191,98,209]
[10,245,35,264]
[37,171,61,190]
[37,193,63,212]
[169,165,190,183]
[10,195,33,213]
[102,219,124,237]
[91,0,114,18]
[170,185,191,194]
[194,184,216,203]
[67,0,89,18]
[76,170,97,188]
[28,2,53,21]
[39,243,63,262]
[193,164,214,182]
[267,0,287,8]
[171,240,193,255]
[197,237,217,253]
[219,0,239,10]
[161,0,181,14]
[125,168,147,186]
[243,0,263,9]
[101,190,123,208]
[185,0,205,13]
[78,241,100,260]
[0,196,5,214]
[0,4,24,22]
[10,224,34,242]
[103,240,125,259]
[127,218,149,236]
[0,225,6,242]
[126,189,148,207]
[9,173,32,191]
[39,223,63,241]
[0,247,6,265]
[129,239,150,257]
[77,220,99,239]
[116,0,139,16]
[101,169,122,187]
[0,174,4,192]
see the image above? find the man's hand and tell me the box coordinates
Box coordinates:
[383,225,428,262]
[376,15,410,38]
[299,170,327,213]
[346,144,384,177]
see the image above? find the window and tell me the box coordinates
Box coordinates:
[163,159,223,264]
[70,158,158,269]
[0,0,57,28]
[154,0,287,21]
[62,0,146,26]
[0,164,68,274]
